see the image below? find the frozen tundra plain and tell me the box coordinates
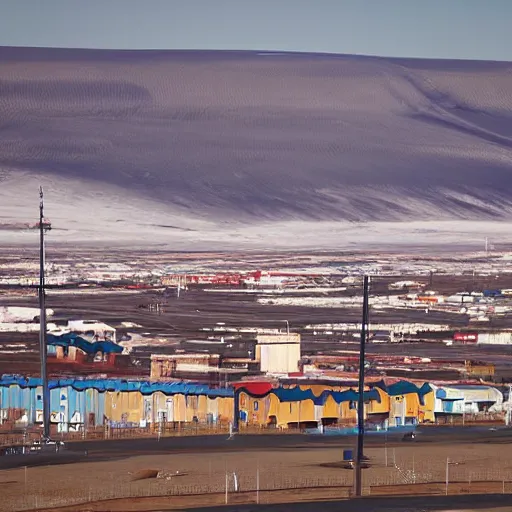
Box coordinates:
[1,47,512,250]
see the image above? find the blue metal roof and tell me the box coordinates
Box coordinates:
[0,375,233,398]
[0,376,430,403]
[435,389,464,400]
[47,333,123,354]
[386,381,432,397]
[239,385,381,405]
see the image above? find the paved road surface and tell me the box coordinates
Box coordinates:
[2,427,512,470]
[183,494,512,512]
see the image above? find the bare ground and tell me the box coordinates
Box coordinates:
[3,437,512,511]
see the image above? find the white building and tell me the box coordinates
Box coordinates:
[50,320,116,342]
[431,384,503,415]
[477,332,512,345]
[446,293,475,304]
[255,333,301,374]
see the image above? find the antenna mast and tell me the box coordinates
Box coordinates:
[38,187,51,440]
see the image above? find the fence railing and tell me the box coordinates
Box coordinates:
[4,459,512,512]
[0,422,306,448]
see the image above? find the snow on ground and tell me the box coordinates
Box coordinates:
[0,306,53,322]
[0,322,57,332]
[45,288,143,295]
[1,48,512,250]
[204,287,347,294]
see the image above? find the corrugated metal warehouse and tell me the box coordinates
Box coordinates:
[0,376,508,432]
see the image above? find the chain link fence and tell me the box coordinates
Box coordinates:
[0,423,307,449]
[4,444,512,511]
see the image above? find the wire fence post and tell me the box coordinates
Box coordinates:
[445,457,449,496]
[256,462,260,504]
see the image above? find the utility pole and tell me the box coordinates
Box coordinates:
[507,384,512,427]
[38,187,52,441]
[354,275,369,497]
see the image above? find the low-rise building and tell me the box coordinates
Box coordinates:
[63,320,116,342]
[1,375,508,434]
[431,384,504,418]
[151,354,222,379]
[255,333,301,374]
[464,360,495,379]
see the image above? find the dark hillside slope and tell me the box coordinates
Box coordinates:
[1,47,512,247]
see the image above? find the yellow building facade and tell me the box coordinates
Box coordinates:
[100,380,434,429]
[103,391,234,426]
[237,381,434,429]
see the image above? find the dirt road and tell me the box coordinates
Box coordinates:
[3,430,512,511]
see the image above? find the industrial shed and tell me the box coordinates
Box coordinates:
[433,384,504,417]
[234,382,382,429]
[0,377,104,431]
[375,381,434,427]
[255,334,301,374]
[0,376,233,432]
[2,375,504,433]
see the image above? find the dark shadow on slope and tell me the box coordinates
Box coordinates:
[413,112,512,150]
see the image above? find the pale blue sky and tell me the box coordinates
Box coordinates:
[1,0,511,61]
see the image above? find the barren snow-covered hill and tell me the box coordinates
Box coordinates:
[1,47,512,250]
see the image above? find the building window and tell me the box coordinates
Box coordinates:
[254,401,259,411]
